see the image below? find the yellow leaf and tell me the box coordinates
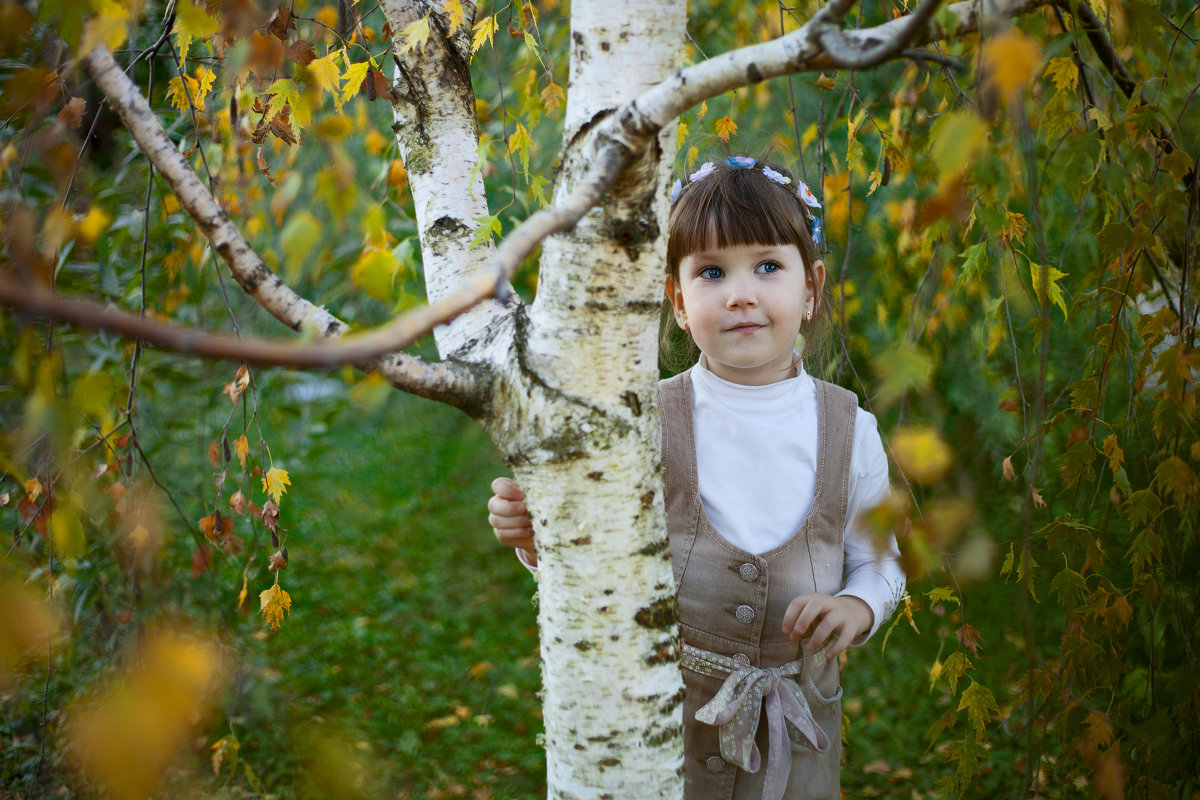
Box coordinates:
[338,59,370,109]
[173,0,218,62]
[166,74,198,113]
[308,49,343,97]
[891,426,954,484]
[471,13,498,55]
[194,67,216,110]
[982,29,1042,102]
[714,114,737,143]
[400,13,431,55]
[81,0,130,55]
[76,206,112,244]
[540,81,564,115]
[262,467,291,504]
[1043,56,1078,91]
[351,247,400,301]
[258,583,292,631]
[507,121,532,157]
[442,0,466,34]
[676,119,689,149]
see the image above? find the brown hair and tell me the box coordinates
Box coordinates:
[661,160,831,372]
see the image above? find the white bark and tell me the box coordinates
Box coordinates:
[382,0,515,363]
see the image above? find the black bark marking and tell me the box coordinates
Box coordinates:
[634,597,678,630]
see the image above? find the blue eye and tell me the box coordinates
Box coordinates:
[756,261,780,274]
[700,267,723,280]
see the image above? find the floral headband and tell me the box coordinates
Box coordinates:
[670,156,824,245]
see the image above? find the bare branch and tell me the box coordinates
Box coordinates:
[0,274,486,364]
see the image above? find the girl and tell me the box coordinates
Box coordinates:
[488,157,906,800]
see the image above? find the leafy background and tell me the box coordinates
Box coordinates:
[1,0,1197,797]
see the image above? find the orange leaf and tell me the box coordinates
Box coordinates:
[259,583,292,631]
[223,365,250,405]
[714,115,737,143]
[982,29,1042,101]
[956,623,983,657]
[208,441,221,469]
[1002,457,1016,481]
[234,435,249,469]
[58,97,87,129]
[267,547,288,572]
[1031,486,1046,508]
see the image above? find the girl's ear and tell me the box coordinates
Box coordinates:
[806,259,827,317]
[666,274,689,331]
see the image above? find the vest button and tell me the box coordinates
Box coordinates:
[706,755,726,774]
[738,562,759,582]
[735,604,755,624]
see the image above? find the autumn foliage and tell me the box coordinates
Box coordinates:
[1,0,1198,797]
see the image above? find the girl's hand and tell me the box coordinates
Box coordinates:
[782,593,874,660]
[488,477,537,566]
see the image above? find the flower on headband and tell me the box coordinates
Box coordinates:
[761,165,791,186]
[689,162,716,182]
[796,181,822,209]
[725,156,756,168]
[670,179,682,202]
[810,217,823,245]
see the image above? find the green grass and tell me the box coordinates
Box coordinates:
[213,390,548,799]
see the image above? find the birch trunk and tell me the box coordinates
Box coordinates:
[385,0,689,794]
[489,2,689,795]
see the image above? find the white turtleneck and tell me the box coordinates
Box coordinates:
[690,361,905,638]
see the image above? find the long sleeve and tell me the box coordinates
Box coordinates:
[835,408,907,643]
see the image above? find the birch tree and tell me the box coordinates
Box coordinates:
[3,0,1196,797]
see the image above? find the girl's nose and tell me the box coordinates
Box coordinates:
[726,275,757,308]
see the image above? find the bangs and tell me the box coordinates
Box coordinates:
[667,164,814,275]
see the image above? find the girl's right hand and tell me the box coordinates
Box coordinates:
[488,477,537,566]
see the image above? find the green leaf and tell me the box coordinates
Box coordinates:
[954,242,988,293]
[930,110,988,181]
[927,586,961,607]
[957,680,999,735]
[1029,260,1069,320]
[872,344,934,409]
[470,214,502,249]
[1051,560,1087,607]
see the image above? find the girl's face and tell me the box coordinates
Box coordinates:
[668,243,824,386]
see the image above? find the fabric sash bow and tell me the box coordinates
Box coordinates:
[683,643,830,800]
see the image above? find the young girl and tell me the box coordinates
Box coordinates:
[487,157,906,800]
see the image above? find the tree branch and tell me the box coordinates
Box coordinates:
[816,0,945,70]
[0,275,483,396]
[85,46,348,339]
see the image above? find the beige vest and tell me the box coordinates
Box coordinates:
[660,369,858,800]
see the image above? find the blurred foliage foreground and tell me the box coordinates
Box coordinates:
[1,0,1199,797]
